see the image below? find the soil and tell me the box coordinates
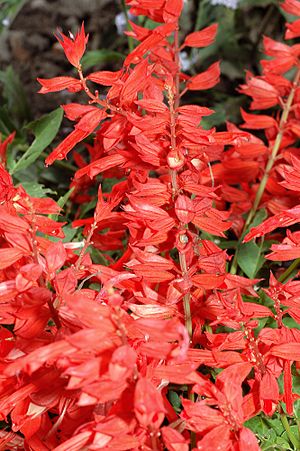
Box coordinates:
[0,0,124,118]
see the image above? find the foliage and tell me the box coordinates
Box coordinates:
[0,0,26,32]
[1,0,300,450]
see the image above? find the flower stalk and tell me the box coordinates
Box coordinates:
[230,68,300,275]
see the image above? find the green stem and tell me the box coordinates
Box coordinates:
[75,221,97,271]
[169,26,195,446]
[281,413,300,449]
[194,0,205,32]
[16,146,77,172]
[183,294,193,338]
[169,29,193,339]
[279,258,300,283]
[230,68,300,275]
[252,5,276,55]
[121,0,134,53]
[179,253,193,338]
[188,389,197,448]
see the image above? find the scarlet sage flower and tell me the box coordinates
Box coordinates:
[182,363,259,450]
[4,0,300,449]
[55,22,88,69]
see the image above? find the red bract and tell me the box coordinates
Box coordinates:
[37,76,83,94]
[3,0,300,449]
[45,108,107,165]
[0,132,15,165]
[181,24,218,49]
[187,62,221,91]
[55,22,88,69]
[182,363,260,450]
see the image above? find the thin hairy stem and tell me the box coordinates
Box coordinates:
[75,221,97,271]
[78,66,127,117]
[168,28,193,339]
[230,68,300,275]
[121,0,134,52]
[279,258,300,283]
[168,28,195,446]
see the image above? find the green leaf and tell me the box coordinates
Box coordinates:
[294,399,300,416]
[48,224,78,243]
[0,0,26,33]
[218,240,238,250]
[81,50,124,70]
[90,247,110,266]
[258,290,274,308]
[236,240,265,279]
[167,390,182,413]
[275,436,293,450]
[245,415,270,436]
[235,208,268,278]
[0,106,18,135]
[11,108,63,174]
[49,187,74,221]
[141,18,161,30]
[282,317,300,331]
[194,0,215,31]
[20,182,56,198]
[242,0,277,6]
[102,176,124,193]
[79,199,97,218]
[245,415,288,450]
[248,208,268,232]
[9,159,39,182]
[0,66,30,124]
[281,425,300,449]
[201,104,226,129]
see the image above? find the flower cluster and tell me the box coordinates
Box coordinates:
[1,0,300,450]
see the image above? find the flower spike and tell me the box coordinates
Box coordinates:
[55,22,88,69]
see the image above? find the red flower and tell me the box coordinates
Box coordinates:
[55,23,88,68]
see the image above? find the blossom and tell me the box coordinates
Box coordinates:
[55,23,88,68]
[1,0,300,449]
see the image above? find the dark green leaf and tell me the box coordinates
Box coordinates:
[0,66,30,123]
[11,108,63,174]
[201,104,226,129]
[246,415,287,450]
[194,0,215,31]
[20,182,56,198]
[167,390,182,413]
[248,208,268,232]
[218,240,238,250]
[81,50,124,70]
[80,199,97,218]
[237,240,265,279]
[281,425,299,449]
[275,436,293,449]
[0,106,18,135]
[245,415,270,436]
[242,0,277,6]
[49,187,74,221]
[282,317,300,331]
[48,225,78,243]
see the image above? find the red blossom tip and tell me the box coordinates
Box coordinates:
[55,22,88,68]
